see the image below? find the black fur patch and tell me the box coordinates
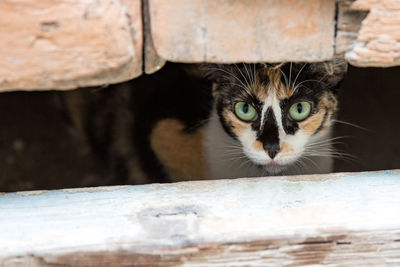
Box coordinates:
[258,108,280,158]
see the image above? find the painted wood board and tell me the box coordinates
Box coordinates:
[1,170,400,266]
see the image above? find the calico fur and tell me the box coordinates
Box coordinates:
[61,61,346,184]
[204,60,346,178]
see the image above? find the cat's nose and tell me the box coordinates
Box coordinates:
[263,143,280,159]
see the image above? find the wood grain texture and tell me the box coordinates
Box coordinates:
[149,0,336,63]
[0,0,142,91]
[345,0,400,67]
[1,170,400,266]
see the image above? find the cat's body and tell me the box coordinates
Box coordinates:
[61,61,346,185]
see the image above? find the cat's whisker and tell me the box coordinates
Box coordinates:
[296,158,309,173]
[236,157,253,170]
[242,63,254,87]
[235,64,252,91]
[332,119,371,132]
[294,79,323,90]
[306,136,352,146]
[208,66,250,94]
[278,68,289,89]
[299,156,321,172]
[292,63,308,91]
[252,64,257,88]
[303,150,358,163]
[288,62,293,88]
[220,82,254,98]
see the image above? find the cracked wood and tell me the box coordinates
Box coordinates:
[1,170,400,266]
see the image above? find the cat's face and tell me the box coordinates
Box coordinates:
[208,61,346,173]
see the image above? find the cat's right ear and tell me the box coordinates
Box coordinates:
[201,64,234,83]
[200,64,232,99]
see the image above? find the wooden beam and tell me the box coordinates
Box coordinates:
[1,170,400,266]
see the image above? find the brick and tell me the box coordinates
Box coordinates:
[335,1,368,56]
[346,0,400,67]
[143,0,166,74]
[149,0,336,63]
[0,0,142,91]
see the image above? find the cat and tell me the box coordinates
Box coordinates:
[204,61,346,179]
[60,60,346,185]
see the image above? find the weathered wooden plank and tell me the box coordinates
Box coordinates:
[0,0,142,91]
[148,0,336,63]
[345,0,400,67]
[1,170,400,266]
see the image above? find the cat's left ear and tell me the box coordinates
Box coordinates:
[310,57,348,93]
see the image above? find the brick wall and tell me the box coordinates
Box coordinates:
[0,0,398,91]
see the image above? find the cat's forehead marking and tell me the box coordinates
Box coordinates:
[264,67,293,100]
[250,84,268,101]
[237,65,295,103]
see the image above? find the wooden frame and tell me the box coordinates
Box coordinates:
[1,170,400,266]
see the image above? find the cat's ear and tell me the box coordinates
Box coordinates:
[200,64,236,83]
[309,57,348,93]
[199,64,235,99]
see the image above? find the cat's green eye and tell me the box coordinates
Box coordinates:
[234,102,257,122]
[289,102,311,121]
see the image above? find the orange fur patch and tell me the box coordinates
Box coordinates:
[299,110,326,134]
[150,119,206,181]
[224,111,248,136]
[252,140,264,152]
[250,84,268,101]
[265,67,293,99]
[280,142,294,154]
[319,92,338,113]
[298,92,338,135]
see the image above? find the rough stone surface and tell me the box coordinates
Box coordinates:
[149,0,336,63]
[143,0,166,74]
[351,0,379,10]
[2,0,400,90]
[335,1,368,56]
[0,0,142,91]
[346,0,400,67]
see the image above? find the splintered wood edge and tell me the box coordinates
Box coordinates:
[1,170,400,266]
